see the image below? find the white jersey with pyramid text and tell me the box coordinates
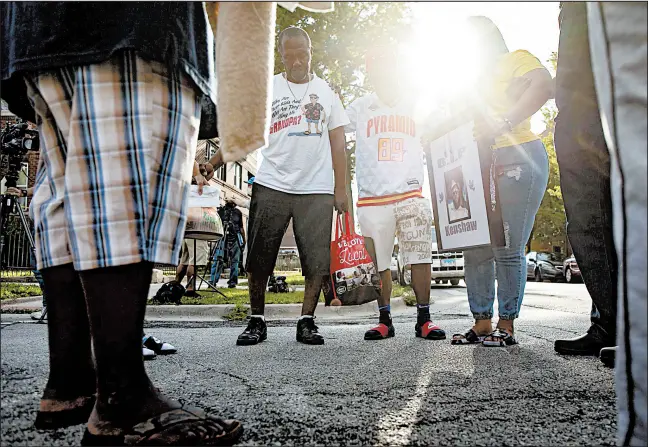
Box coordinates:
[345,94,426,207]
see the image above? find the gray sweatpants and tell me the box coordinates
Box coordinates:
[588,2,647,445]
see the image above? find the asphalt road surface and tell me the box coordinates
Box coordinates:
[1,282,617,446]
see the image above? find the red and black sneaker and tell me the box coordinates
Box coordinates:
[415,321,446,340]
[364,322,395,340]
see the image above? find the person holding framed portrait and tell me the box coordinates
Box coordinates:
[424,16,553,348]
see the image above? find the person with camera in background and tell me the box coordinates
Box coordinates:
[211,199,246,288]
[202,149,255,279]
[174,161,212,297]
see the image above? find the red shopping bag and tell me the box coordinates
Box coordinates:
[323,212,381,306]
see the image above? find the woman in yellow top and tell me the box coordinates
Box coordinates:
[426,16,553,347]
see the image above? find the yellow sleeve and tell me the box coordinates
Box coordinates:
[509,50,546,78]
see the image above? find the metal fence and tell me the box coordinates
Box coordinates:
[1,214,33,277]
[2,218,302,279]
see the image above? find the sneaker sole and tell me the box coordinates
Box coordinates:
[554,347,602,356]
[236,334,267,346]
[296,338,325,345]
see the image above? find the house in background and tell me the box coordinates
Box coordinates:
[2,99,298,269]
[196,139,297,256]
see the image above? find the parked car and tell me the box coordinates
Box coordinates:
[562,255,582,283]
[396,229,464,287]
[526,251,566,282]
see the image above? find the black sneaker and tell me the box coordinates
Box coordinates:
[296,317,324,345]
[237,317,267,346]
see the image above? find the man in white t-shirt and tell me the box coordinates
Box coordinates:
[235,27,349,346]
[345,45,446,342]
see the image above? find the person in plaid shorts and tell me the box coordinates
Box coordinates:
[1,2,242,445]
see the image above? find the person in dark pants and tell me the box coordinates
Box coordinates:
[1,2,241,444]
[552,2,618,363]
[235,27,349,346]
[212,200,245,288]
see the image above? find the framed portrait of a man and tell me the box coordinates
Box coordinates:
[425,120,503,251]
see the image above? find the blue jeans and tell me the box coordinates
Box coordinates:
[211,238,242,286]
[464,139,549,320]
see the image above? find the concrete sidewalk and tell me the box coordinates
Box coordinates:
[0,294,410,322]
[1,282,592,324]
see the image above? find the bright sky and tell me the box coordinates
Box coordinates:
[407,1,560,132]
[351,2,560,215]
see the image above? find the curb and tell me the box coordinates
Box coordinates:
[1,296,410,321]
[1,295,44,305]
[144,297,408,321]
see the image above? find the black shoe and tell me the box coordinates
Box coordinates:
[296,317,324,345]
[600,346,617,368]
[228,284,237,289]
[554,332,613,356]
[236,317,267,346]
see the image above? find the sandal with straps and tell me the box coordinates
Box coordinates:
[80,405,243,446]
[482,328,518,347]
[451,328,486,345]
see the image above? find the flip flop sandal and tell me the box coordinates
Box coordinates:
[482,328,518,347]
[80,405,243,446]
[304,130,311,135]
[364,323,395,340]
[451,328,486,345]
[34,395,96,430]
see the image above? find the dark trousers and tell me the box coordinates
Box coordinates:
[554,2,617,342]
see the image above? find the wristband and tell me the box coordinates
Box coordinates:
[502,117,514,132]
[22,189,28,197]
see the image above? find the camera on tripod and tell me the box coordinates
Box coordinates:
[1,121,40,270]
[1,121,40,189]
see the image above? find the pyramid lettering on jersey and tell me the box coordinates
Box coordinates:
[366,114,416,138]
[347,94,427,206]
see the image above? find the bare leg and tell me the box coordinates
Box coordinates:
[411,263,447,339]
[175,264,187,283]
[301,275,323,316]
[378,270,392,307]
[411,264,431,306]
[185,265,196,291]
[248,272,268,315]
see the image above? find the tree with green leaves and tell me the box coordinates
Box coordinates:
[274,2,411,107]
[274,2,411,216]
[527,51,568,254]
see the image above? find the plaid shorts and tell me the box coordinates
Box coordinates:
[25,51,201,271]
